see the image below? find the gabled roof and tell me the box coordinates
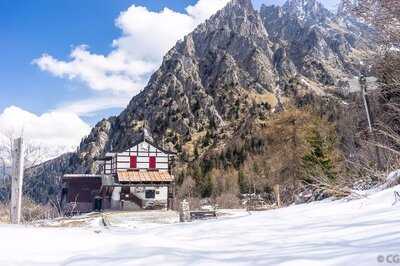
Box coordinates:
[95,131,176,162]
[130,134,176,155]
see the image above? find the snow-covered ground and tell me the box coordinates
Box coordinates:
[1,186,400,266]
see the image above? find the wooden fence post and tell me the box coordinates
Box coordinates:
[10,138,24,224]
[274,184,281,208]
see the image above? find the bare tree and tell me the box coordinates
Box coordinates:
[2,133,43,179]
[0,131,46,205]
[178,176,196,200]
[0,131,46,171]
[339,0,400,175]
[342,0,400,45]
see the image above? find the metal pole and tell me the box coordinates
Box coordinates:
[359,75,383,170]
[360,75,373,133]
[10,138,24,224]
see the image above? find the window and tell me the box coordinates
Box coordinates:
[145,190,156,199]
[130,156,137,169]
[122,187,131,194]
[149,156,156,169]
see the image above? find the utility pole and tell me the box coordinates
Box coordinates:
[359,75,383,170]
[10,138,24,224]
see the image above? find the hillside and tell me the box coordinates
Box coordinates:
[25,0,377,203]
[0,186,399,265]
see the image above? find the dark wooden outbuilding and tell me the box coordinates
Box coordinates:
[61,175,103,213]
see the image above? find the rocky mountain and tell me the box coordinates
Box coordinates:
[260,0,376,87]
[25,0,377,203]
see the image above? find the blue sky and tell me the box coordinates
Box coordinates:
[0,0,199,125]
[0,0,339,155]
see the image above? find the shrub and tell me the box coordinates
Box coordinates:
[0,197,61,224]
[216,193,241,209]
[0,203,9,223]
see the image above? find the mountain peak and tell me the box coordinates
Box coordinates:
[229,0,253,10]
[283,0,318,10]
[193,0,267,41]
[282,0,331,22]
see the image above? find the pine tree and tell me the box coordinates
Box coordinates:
[302,129,335,181]
[200,174,214,198]
[238,170,249,194]
[194,143,199,159]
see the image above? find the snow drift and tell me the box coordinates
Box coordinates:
[0,185,399,266]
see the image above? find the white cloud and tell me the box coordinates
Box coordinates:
[186,0,230,22]
[13,0,228,162]
[56,94,130,117]
[34,46,155,94]
[33,0,229,114]
[0,106,91,163]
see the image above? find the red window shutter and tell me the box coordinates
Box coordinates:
[149,156,156,169]
[130,156,137,169]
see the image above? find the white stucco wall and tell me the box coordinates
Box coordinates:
[132,186,168,202]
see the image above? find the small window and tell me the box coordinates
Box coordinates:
[130,156,137,169]
[149,156,156,169]
[145,190,156,199]
[121,187,130,194]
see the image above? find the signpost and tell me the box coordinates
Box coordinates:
[10,138,24,224]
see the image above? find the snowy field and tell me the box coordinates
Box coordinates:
[0,186,400,266]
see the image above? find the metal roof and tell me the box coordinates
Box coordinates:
[117,171,174,183]
[63,174,102,180]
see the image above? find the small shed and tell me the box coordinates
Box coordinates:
[61,174,103,213]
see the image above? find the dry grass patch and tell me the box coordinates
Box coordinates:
[248,91,278,108]
[0,203,10,224]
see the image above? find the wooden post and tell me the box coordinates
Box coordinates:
[167,183,173,210]
[10,138,24,224]
[274,184,281,208]
[179,199,190,222]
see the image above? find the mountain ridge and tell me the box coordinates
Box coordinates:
[24,0,377,203]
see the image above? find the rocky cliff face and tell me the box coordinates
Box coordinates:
[26,0,377,203]
[260,0,376,87]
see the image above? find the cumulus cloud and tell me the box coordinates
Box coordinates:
[34,46,155,94]
[1,1,230,164]
[33,0,229,114]
[0,106,91,162]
